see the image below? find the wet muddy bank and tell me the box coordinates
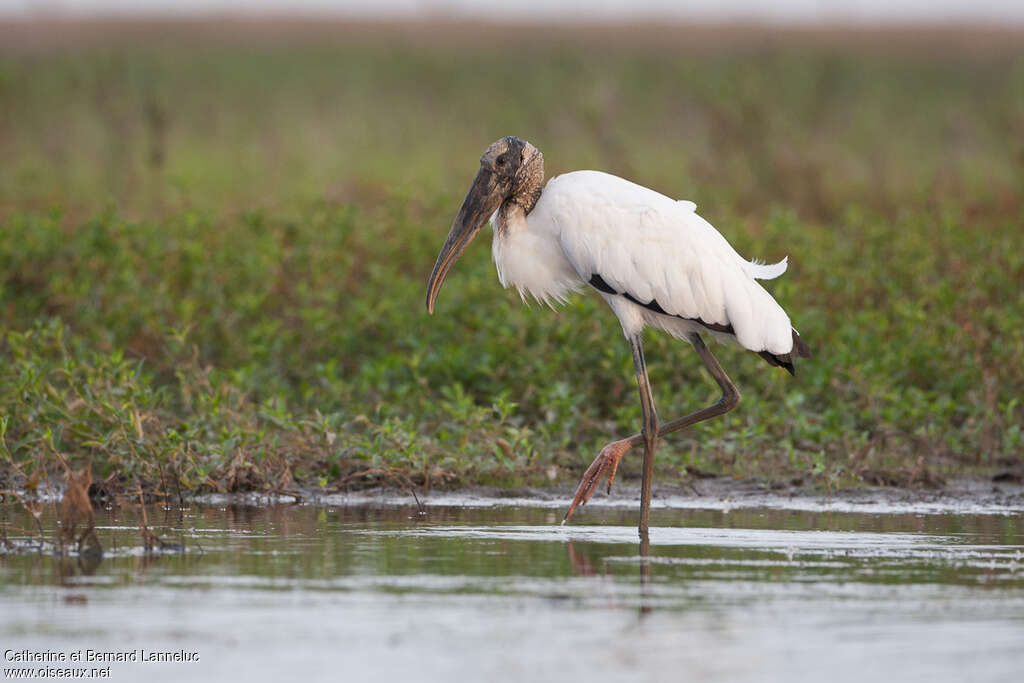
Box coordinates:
[185,476,1024,516]
[7,475,1023,513]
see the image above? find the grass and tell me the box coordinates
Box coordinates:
[1,20,1022,497]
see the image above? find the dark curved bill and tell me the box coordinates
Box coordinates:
[426,167,504,313]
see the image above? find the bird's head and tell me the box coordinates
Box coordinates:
[426,136,543,314]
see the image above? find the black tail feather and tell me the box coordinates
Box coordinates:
[757,329,810,376]
[758,350,795,376]
[792,329,812,358]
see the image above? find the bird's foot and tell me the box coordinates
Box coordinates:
[564,439,633,523]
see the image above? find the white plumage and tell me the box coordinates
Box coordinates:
[493,170,797,357]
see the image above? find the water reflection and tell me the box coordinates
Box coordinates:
[639,532,652,616]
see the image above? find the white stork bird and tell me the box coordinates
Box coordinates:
[426,137,810,535]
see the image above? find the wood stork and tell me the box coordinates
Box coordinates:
[426,137,810,536]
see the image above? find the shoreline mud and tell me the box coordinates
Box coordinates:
[181,477,1024,516]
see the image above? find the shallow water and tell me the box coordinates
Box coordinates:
[2,500,1023,682]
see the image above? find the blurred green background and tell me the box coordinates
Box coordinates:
[1,21,1022,493]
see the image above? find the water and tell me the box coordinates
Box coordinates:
[2,499,1023,682]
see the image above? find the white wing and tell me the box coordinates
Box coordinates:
[542,171,794,355]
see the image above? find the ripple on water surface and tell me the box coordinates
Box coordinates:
[1,500,1022,682]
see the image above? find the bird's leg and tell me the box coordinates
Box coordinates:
[565,334,659,525]
[564,333,740,523]
[651,334,741,442]
[632,335,659,537]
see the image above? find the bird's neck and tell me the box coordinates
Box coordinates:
[497,199,527,234]
[498,180,542,233]
[509,152,544,216]
[510,182,543,215]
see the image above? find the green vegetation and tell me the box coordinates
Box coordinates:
[1,22,1022,495]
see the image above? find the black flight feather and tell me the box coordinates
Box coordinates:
[588,273,810,375]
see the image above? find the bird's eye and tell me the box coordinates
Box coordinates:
[496,154,507,167]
